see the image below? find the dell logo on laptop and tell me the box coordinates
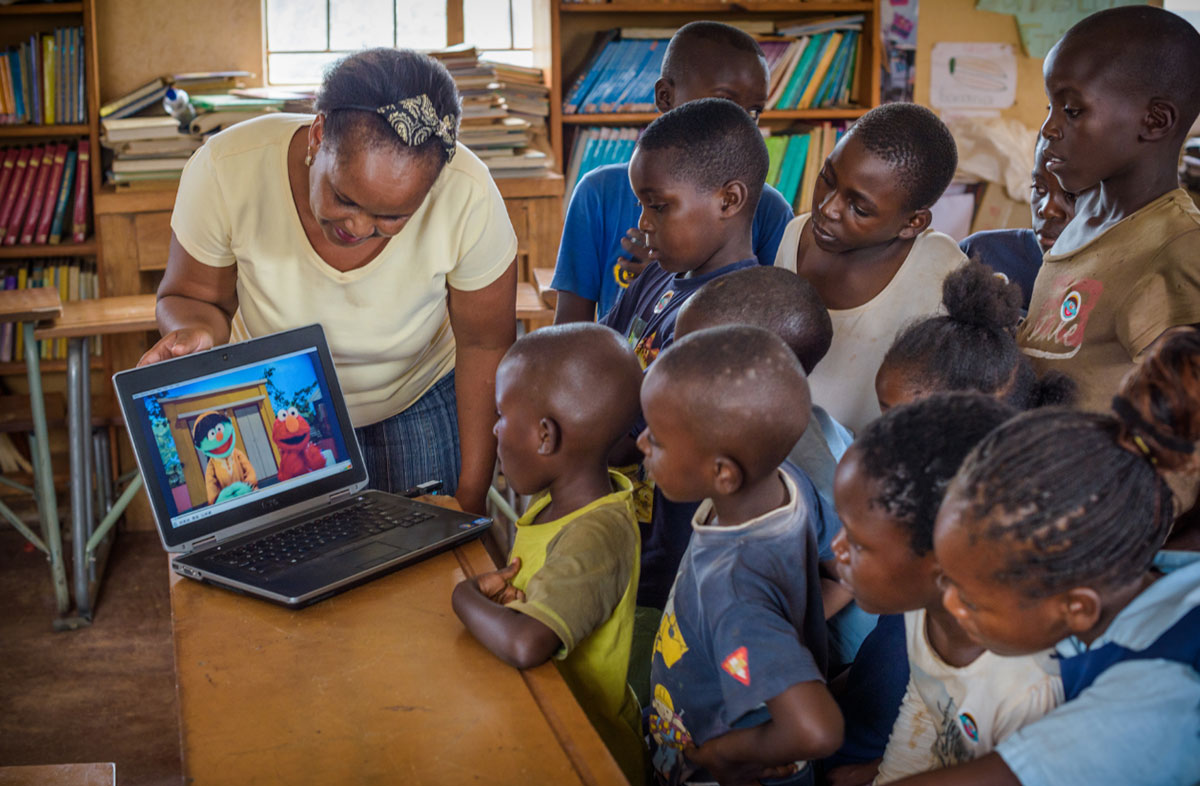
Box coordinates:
[262,498,281,512]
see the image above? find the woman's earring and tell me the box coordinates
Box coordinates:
[304,151,313,166]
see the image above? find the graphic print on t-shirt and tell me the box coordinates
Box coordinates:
[1021,275,1104,360]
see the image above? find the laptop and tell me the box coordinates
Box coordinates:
[113,323,492,608]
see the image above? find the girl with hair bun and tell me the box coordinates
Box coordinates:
[888,329,1200,785]
[875,260,1075,414]
[141,48,520,513]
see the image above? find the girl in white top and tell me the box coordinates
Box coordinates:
[141,49,518,514]
[829,394,1062,785]
[773,103,966,434]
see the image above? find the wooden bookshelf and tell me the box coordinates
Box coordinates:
[0,239,97,258]
[0,2,83,16]
[0,123,90,138]
[537,0,883,172]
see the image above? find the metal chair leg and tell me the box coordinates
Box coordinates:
[24,322,69,614]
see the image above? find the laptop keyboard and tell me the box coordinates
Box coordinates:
[211,499,434,576]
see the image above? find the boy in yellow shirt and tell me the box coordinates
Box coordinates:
[451,323,646,783]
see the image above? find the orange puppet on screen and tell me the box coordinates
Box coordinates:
[272,406,326,482]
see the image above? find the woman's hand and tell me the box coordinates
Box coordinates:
[138,326,217,367]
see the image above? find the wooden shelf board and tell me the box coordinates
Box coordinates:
[0,358,104,374]
[0,2,82,15]
[0,124,89,139]
[0,239,97,259]
[563,107,870,125]
[559,2,873,12]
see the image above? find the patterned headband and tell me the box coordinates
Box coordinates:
[336,94,457,162]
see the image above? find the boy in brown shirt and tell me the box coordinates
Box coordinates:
[1017,6,1200,411]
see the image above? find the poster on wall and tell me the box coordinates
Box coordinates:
[930,43,1017,111]
[974,0,1145,58]
[881,0,919,102]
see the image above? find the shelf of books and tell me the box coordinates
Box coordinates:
[0,256,102,363]
[551,0,881,212]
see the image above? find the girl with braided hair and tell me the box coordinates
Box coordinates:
[892,328,1200,785]
[140,48,519,514]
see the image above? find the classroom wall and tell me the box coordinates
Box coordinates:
[95,0,266,104]
[914,0,1047,133]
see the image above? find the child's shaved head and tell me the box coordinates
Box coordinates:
[675,266,832,374]
[661,21,766,83]
[646,325,811,481]
[500,323,642,451]
[655,21,769,115]
[1056,6,1200,134]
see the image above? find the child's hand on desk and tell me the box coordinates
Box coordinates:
[475,558,526,605]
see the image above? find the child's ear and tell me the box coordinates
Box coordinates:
[897,207,932,240]
[1061,587,1103,635]
[718,180,750,219]
[1140,98,1179,143]
[654,77,675,113]
[712,455,744,496]
[537,417,561,456]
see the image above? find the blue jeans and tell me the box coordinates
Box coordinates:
[353,371,461,496]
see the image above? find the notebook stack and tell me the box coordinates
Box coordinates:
[100,116,198,187]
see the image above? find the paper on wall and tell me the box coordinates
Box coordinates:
[931,43,1017,110]
[975,0,1145,58]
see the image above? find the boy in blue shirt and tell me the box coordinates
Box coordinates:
[553,21,793,323]
[599,96,770,612]
[640,326,842,785]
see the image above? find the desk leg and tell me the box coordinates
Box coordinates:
[66,336,96,622]
[23,323,69,615]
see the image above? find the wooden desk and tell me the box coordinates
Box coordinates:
[0,763,114,786]
[170,534,627,785]
[35,295,157,627]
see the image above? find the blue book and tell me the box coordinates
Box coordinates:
[563,33,619,114]
[584,40,633,114]
[9,51,26,122]
[48,148,76,244]
[815,32,856,108]
[77,28,85,122]
[780,134,811,209]
[576,130,602,184]
[606,40,657,112]
[630,42,668,111]
[779,34,827,110]
[29,35,41,125]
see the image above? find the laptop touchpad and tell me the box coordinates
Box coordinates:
[344,542,405,568]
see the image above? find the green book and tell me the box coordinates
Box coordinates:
[780,33,829,110]
[764,136,788,187]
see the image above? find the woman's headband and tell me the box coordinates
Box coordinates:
[334,94,457,162]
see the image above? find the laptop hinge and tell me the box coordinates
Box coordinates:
[191,534,218,550]
[329,488,355,505]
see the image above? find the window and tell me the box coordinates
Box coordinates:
[265,0,534,85]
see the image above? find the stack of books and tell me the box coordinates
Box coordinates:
[764,122,847,213]
[564,127,639,201]
[99,71,253,120]
[0,139,91,246]
[0,26,87,125]
[100,116,197,187]
[563,18,863,115]
[0,258,99,362]
[429,45,552,178]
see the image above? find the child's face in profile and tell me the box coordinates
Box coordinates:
[637,371,713,503]
[629,148,730,277]
[492,359,550,497]
[1039,41,1146,195]
[809,133,920,254]
[1030,143,1077,253]
[830,447,942,615]
[933,489,1070,657]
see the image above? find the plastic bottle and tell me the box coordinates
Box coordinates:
[162,87,197,129]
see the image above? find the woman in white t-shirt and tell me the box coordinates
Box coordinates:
[139,49,518,514]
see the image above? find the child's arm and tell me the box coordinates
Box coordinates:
[820,574,854,620]
[451,559,562,670]
[684,680,844,785]
[885,753,1019,786]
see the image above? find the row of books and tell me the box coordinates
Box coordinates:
[0,139,91,247]
[564,126,639,201]
[563,17,863,115]
[99,71,255,120]
[0,26,87,126]
[0,258,100,363]
[429,45,552,178]
[765,122,846,213]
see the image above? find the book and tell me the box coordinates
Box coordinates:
[19,144,55,244]
[764,135,788,187]
[103,137,202,157]
[41,33,54,125]
[5,144,43,245]
[0,147,31,236]
[111,157,189,174]
[0,56,13,122]
[798,33,843,109]
[0,148,19,208]
[101,116,184,142]
[780,34,830,110]
[8,50,26,122]
[797,125,826,214]
[190,93,286,112]
[70,139,88,243]
[48,148,75,244]
[34,142,68,244]
[28,34,42,126]
[562,29,619,114]
[14,264,27,361]
[188,109,273,135]
[766,38,806,110]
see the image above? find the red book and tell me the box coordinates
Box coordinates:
[19,144,55,244]
[0,148,20,209]
[4,144,42,245]
[70,138,89,243]
[0,147,31,235]
[34,141,68,244]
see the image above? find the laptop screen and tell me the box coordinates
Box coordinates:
[116,325,368,550]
